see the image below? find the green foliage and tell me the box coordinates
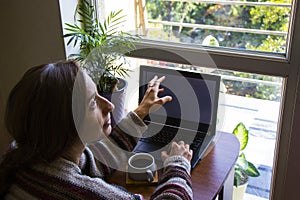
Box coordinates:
[246,35,286,53]
[213,69,282,101]
[145,0,290,52]
[230,72,282,101]
[64,0,140,93]
[246,0,290,52]
[232,122,260,187]
[250,0,290,32]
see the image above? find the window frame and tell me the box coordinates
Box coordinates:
[93,0,300,199]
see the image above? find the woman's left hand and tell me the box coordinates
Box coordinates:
[134,75,172,119]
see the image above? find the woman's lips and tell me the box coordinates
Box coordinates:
[103,119,111,129]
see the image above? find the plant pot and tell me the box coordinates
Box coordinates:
[100,78,128,127]
[233,182,248,200]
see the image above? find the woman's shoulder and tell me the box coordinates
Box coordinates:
[10,158,137,199]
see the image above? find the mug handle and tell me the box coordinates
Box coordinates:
[146,169,154,182]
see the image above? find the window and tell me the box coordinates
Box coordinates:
[123,57,283,200]
[143,0,292,54]
[96,0,292,54]
[94,0,300,199]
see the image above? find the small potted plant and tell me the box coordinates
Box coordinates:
[232,122,260,200]
[64,0,140,125]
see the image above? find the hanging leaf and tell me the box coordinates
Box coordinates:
[233,122,248,151]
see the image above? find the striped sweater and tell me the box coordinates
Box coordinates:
[5,112,193,200]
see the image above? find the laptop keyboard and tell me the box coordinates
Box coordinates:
[140,124,206,152]
[141,125,174,144]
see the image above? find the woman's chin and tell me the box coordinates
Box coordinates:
[103,125,112,137]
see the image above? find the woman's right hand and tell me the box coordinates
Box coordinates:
[161,141,193,162]
[134,75,172,119]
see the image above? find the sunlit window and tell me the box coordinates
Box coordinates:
[141,0,292,54]
[96,0,293,53]
[124,57,283,200]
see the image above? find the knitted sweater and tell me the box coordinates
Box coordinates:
[5,112,193,200]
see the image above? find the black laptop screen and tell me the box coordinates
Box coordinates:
[139,65,220,132]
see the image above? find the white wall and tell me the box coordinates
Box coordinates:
[0,0,67,153]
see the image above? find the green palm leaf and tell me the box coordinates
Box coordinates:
[63,0,140,93]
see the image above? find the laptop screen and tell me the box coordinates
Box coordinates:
[139,65,220,133]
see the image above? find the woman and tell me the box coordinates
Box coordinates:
[0,60,193,199]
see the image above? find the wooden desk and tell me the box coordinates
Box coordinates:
[110,132,240,200]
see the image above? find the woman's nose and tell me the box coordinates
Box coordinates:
[97,95,115,113]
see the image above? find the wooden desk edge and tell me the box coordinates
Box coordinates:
[191,132,240,199]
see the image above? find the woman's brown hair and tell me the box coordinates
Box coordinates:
[0,60,85,196]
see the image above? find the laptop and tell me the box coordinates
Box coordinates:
[134,65,220,169]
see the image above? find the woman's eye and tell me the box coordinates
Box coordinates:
[89,98,97,110]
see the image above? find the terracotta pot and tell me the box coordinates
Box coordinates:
[233,182,248,200]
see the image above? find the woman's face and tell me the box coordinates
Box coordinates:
[79,72,114,143]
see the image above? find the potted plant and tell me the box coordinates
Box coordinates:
[63,0,140,125]
[232,122,260,200]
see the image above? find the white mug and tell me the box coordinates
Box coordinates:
[128,153,156,182]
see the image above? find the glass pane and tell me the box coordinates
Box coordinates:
[142,0,292,54]
[124,57,283,200]
[96,0,293,54]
